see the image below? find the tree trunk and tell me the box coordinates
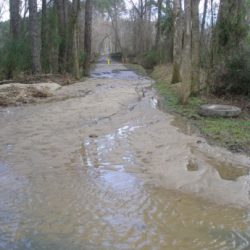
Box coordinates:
[155,0,163,48]
[138,16,144,53]
[28,0,42,74]
[201,0,208,42]
[191,0,200,93]
[210,0,246,86]
[9,0,21,39]
[72,0,80,79]
[180,0,192,101]
[56,0,68,73]
[110,13,122,53]
[84,0,93,76]
[131,0,147,54]
[215,0,245,52]
[41,0,48,71]
[172,0,182,83]
[48,3,59,73]
[145,0,152,51]
[72,26,80,79]
[113,1,119,53]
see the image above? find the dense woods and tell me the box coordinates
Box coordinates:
[0,0,249,100]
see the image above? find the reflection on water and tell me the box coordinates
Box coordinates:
[185,157,249,181]
[77,124,250,249]
[82,124,141,169]
[91,67,141,80]
[171,115,196,135]
[1,61,250,250]
[206,159,250,181]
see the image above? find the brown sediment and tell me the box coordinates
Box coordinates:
[0,59,250,249]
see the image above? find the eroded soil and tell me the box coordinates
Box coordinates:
[1,60,250,249]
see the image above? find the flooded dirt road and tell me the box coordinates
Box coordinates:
[1,59,250,249]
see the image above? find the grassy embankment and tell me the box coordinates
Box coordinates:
[126,63,250,155]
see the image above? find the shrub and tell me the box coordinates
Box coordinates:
[142,49,163,69]
[0,38,31,80]
[214,46,250,96]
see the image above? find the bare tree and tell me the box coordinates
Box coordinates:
[84,0,93,76]
[110,0,122,53]
[72,0,80,78]
[130,0,148,54]
[172,0,182,83]
[172,0,201,101]
[191,0,200,93]
[180,0,192,90]
[155,0,163,48]
[201,0,208,41]
[56,0,69,73]
[9,0,21,39]
[41,0,48,71]
[28,0,42,74]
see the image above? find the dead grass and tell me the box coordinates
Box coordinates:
[27,86,51,98]
[151,64,192,104]
[0,73,77,87]
[0,85,51,107]
[151,64,173,83]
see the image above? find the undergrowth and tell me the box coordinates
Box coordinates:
[153,65,250,154]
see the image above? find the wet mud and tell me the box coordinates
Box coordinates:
[1,59,250,249]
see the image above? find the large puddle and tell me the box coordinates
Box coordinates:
[1,59,250,249]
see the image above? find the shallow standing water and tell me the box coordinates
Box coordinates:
[1,59,250,249]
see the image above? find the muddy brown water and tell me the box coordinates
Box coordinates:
[1,60,250,249]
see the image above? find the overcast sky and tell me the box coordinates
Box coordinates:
[0,0,219,22]
[0,0,9,21]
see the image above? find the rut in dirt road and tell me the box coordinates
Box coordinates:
[0,60,250,250]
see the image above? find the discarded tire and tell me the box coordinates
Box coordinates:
[199,104,241,118]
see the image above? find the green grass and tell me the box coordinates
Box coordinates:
[154,78,250,154]
[200,118,250,147]
[155,80,203,117]
[125,63,250,154]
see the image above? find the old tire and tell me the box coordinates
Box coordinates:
[199,104,241,118]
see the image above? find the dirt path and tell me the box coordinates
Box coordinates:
[1,59,250,249]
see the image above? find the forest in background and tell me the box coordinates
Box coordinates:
[0,0,250,102]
